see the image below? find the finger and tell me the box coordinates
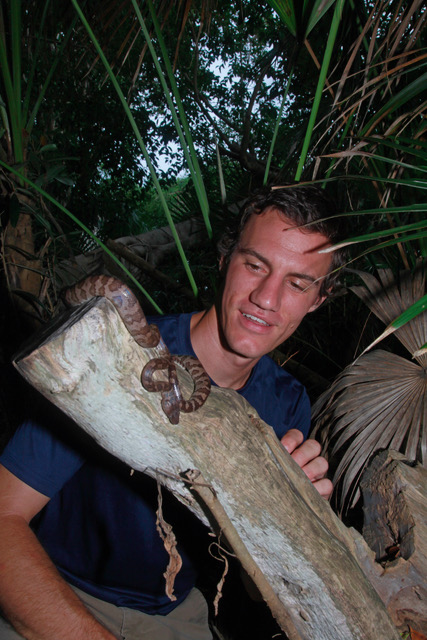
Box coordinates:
[280,429,304,454]
[288,438,321,468]
[312,477,333,500]
[299,454,329,483]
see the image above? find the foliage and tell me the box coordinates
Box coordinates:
[294,0,427,518]
[0,0,426,524]
[312,263,427,516]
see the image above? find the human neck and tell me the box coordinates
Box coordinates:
[190,307,258,390]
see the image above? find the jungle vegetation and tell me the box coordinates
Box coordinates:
[1,2,426,637]
[1,0,426,518]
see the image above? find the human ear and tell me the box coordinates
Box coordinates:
[308,294,327,313]
[218,254,227,274]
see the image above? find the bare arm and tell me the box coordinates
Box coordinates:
[0,464,116,640]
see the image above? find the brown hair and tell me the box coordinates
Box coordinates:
[218,185,348,296]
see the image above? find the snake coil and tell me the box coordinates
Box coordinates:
[65,275,210,424]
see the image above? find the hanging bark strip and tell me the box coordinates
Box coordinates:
[155,478,182,601]
[182,468,302,640]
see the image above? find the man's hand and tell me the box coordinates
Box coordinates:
[280,429,333,499]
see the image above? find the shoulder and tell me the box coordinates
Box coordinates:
[151,312,182,335]
[148,312,196,355]
[242,355,311,440]
[253,354,307,394]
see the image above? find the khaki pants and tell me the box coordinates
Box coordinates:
[0,585,212,640]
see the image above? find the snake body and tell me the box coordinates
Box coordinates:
[141,355,211,425]
[64,275,211,424]
[65,275,160,348]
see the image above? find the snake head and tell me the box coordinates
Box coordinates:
[161,394,180,425]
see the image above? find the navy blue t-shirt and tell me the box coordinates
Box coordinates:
[0,312,310,614]
[154,313,310,441]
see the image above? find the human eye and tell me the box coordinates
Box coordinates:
[246,261,261,271]
[288,279,310,292]
[245,259,264,273]
[238,249,269,274]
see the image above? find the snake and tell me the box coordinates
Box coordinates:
[64,274,161,348]
[64,275,211,424]
[141,355,211,425]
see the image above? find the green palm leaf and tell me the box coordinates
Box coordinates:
[71,0,199,297]
[267,0,337,39]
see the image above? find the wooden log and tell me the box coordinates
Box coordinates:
[54,217,206,289]
[13,297,400,640]
[360,449,427,635]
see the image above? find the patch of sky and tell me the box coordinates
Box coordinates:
[136,39,295,178]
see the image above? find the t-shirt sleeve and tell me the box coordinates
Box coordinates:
[0,420,85,498]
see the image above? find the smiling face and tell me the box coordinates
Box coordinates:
[218,207,333,363]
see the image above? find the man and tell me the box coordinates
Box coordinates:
[0,185,346,640]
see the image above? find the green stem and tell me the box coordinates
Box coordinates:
[0,159,163,313]
[22,0,51,124]
[11,0,21,131]
[264,66,294,185]
[144,0,211,238]
[323,111,355,183]
[295,0,346,180]
[71,0,198,298]
[216,141,226,204]
[0,1,23,164]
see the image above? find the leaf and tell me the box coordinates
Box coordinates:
[267,0,297,37]
[55,176,75,186]
[359,295,427,359]
[409,627,427,640]
[0,158,163,314]
[295,0,346,180]
[413,342,427,358]
[362,72,427,137]
[267,0,337,39]
[312,264,427,516]
[312,350,426,516]
[321,219,427,251]
[72,0,199,298]
[350,264,427,367]
[40,144,58,152]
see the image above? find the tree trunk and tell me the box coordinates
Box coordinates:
[4,199,43,320]
[55,217,207,290]
[13,297,400,640]
[359,450,427,635]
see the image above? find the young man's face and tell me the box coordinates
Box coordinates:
[219,207,333,362]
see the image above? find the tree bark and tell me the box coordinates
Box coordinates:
[3,197,43,321]
[13,297,400,640]
[359,450,427,635]
[55,217,207,290]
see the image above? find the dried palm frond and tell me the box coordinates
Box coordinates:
[311,262,427,517]
[350,263,427,364]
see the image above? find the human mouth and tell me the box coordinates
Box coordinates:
[242,313,271,327]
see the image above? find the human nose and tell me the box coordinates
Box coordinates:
[249,274,282,311]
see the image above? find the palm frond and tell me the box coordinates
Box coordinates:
[350,262,427,365]
[0,159,163,313]
[312,349,426,516]
[311,263,427,517]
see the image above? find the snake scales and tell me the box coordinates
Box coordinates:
[65,275,211,424]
